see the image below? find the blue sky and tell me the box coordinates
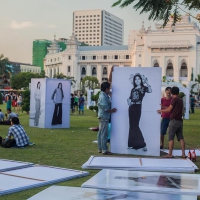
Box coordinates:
[0,0,198,63]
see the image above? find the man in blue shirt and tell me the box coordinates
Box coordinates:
[97,82,117,155]
[7,117,29,147]
[0,109,4,122]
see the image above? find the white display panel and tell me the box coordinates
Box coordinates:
[0,165,88,196]
[161,149,200,156]
[30,79,46,128]
[111,67,161,156]
[0,159,33,172]
[82,169,200,195]
[30,78,71,128]
[28,186,197,200]
[82,156,198,172]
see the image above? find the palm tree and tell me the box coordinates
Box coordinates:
[0,54,10,76]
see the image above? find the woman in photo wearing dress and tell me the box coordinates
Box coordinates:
[127,73,152,151]
[51,82,64,125]
[34,81,41,126]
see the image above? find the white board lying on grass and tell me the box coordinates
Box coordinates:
[82,156,198,172]
[27,185,197,200]
[0,159,33,172]
[0,165,88,196]
[161,149,200,157]
[82,169,200,196]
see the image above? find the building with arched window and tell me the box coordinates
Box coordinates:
[45,15,200,91]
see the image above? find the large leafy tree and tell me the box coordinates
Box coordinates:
[10,72,43,90]
[0,54,10,76]
[81,76,99,90]
[112,0,200,27]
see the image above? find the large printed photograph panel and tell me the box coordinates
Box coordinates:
[29,79,46,128]
[45,79,71,128]
[111,67,161,156]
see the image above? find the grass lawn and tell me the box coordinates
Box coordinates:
[0,104,200,199]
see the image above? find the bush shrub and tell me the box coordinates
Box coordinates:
[22,90,30,114]
[0,93,3,104]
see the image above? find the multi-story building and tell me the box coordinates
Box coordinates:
[45,15,200,91]
[73,9,124,46]
[20,63,41,74]
[32,37,67,71]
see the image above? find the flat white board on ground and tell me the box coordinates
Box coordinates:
[29,78,71,128]
[82,156,198,172]
[82,169,200,195]
[0,165,88,196]
[27,185,197,200]
[161,149,200,156]
[0,159,33,172]
[111,67,161,156]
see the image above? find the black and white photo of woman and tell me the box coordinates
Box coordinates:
[127,73,152,151]
[51,82,64,125]
[34,81,41,126]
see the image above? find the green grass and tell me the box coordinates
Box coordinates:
[0,104,200,199]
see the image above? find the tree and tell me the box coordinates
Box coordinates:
[53,73,76,86]
[112,0,200,27]
[195,74,200,97]
[0,54,10,76]
[10,72,44,90]
[81,76,99,90]
[22,90,30,113]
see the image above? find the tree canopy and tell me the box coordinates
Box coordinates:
[81,76,99,90]
[10,72,44,90]
[112,0,200,27]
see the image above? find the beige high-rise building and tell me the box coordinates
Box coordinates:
[73,9,124,46]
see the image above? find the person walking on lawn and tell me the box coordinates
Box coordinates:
[157,86,186,158]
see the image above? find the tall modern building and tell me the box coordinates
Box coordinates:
[73,9,124,46]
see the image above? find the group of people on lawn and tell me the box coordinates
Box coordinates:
[97,67,186,158]
[0,108,29,148]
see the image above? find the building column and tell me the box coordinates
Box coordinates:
[161,56,165,78]
[174,56,179,82]
[97,63,102,83]
[86,63,91,76]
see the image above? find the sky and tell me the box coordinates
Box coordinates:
[0,0,198,64]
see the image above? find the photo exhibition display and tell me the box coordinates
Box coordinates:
[111,67,161,156]
[27,185,197,200]
[30,78,71,128]
[82,169,200,196]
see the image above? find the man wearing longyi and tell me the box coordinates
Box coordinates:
[157,87,186,158]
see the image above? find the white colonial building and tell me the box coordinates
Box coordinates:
[44,15,200,91]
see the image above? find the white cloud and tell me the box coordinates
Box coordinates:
[10,21,35,29]
[48,24,56,29]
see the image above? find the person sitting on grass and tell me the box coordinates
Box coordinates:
[157,87,186,158]
[0,109,4,121]
[2,117,29,148]
[4,108,18,125]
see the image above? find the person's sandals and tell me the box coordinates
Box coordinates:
[98,150,102,153]
[102,151,112,155]
[181,156,187,159]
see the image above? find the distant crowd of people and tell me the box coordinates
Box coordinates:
[2,92,23,114]
[70,93,85,115]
